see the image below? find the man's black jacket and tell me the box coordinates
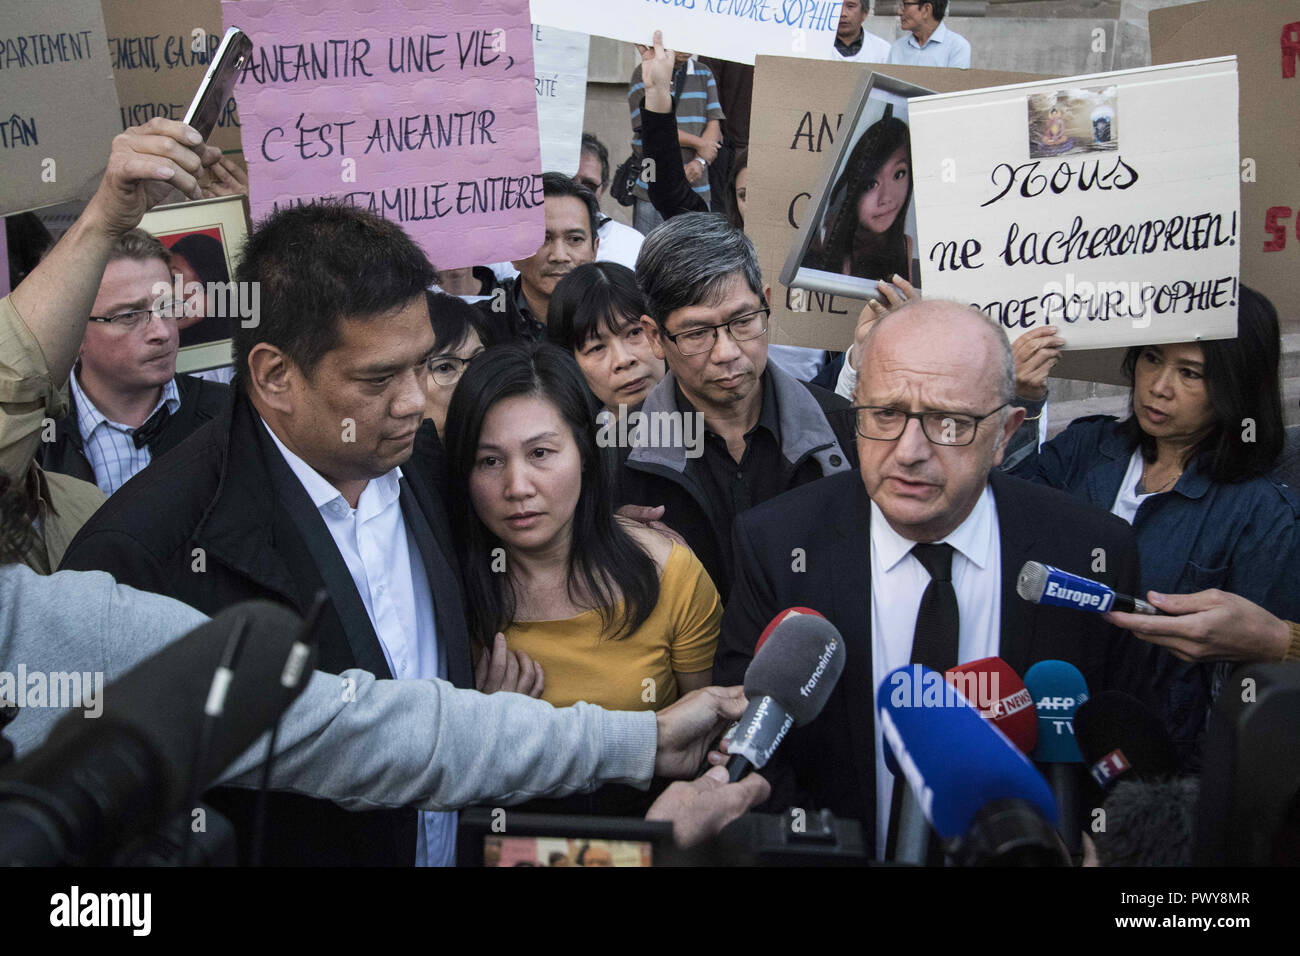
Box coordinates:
[40,372,230,488]
[714,469,1155,851]
[613,364,858,602]
[60,394,473,866]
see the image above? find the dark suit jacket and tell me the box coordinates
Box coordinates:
[60,396,473,866]
[714,469,1151,850]
[40,372,230,487]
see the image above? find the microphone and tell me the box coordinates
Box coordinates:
[0,601,314,865]
[945,657,1037,755]
[1023,660,1088,857]
[1074,690,1177,792]
[878,664,1062,865]
[1016,561,1159,614]
[726,608,846,782]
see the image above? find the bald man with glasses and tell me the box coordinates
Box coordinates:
[715,299,1151,860]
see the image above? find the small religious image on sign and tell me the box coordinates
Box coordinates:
[1026,86,1118,159]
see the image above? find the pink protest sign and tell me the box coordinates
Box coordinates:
[222,0,543,270]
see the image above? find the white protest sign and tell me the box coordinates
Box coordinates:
[908,57,1241,350]
[532,24,588,176]
[529,0,843,65]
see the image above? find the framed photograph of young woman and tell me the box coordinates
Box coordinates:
[138,193,251,374]
[780,73,932,302]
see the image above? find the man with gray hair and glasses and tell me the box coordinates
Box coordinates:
[714,299,1150,861]
[617,213,858,601]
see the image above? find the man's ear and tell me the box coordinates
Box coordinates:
[590,231,600,256]
[246,343,297,416]
[991,405,1027,468]
[641,314,667,361]
[762,284,773,307]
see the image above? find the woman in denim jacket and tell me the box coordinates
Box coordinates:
[1007,287,1299,768]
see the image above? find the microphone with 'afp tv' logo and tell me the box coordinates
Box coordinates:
[725,608,846,783]
[1024,660,1089,858]
[1016,561,1160,615]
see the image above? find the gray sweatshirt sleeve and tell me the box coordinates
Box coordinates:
[1,565,658,811]
[217,671,658,811]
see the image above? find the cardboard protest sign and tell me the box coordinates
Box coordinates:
[1150,0,1300,321]
[530,0,845,65]
[532,24,588,176]
[224,0,544,270]
[747,57,1045,354]
[101,0,244,155]
[908,58,1240,353]
[0,0,122,216]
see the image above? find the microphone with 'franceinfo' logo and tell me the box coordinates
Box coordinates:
[1016,561,1160,615]
[725,608,846,783]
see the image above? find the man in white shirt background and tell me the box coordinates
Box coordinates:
[889,0,972,69]
[577,132,646,271]
[60,139,487,866]
[833,0,892,63]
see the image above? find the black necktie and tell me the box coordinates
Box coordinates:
[132,404,172,449]
[886,542,960,862]
[909,543,959,672]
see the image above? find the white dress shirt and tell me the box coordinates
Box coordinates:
[834,29,892,63]
[888,21,972,69]
[262,420,454,866]
[1110,448,1156,525]
[596,216,646,271]
[869,484,1001,859]
[69,370,180,497]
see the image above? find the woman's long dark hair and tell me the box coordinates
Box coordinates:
[813,109,912,281]
[726,148,748,230]
[443,341,660,648]
[1118,284,1285,483]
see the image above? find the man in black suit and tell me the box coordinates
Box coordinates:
[715,300,1149,859]
[61,199,476,866]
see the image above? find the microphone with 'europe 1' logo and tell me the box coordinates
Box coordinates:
[725,608,846,783]
[944,657,1037,756]
[1024,660,1089,859]
[1016,561,1160,615]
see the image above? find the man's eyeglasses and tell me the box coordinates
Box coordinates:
[660,307,770,356]
[87,301,178,332]
[851,403,1009,447]
[426,350,484,386]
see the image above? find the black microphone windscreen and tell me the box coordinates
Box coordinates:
[39,600,310,808]
[743,613,845,726]
[1074,690,1178,790]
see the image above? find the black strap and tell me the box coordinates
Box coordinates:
[132,403,172,448]
[886,542,959,862]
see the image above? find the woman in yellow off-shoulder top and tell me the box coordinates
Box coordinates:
[443,341,721,712]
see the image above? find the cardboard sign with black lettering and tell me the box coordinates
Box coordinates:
[1151,0,1300,322]
[0,0,122,215]
[101,0,244,155]
[909,58,1240,351]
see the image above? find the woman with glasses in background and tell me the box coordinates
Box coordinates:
[422,291,499,438]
